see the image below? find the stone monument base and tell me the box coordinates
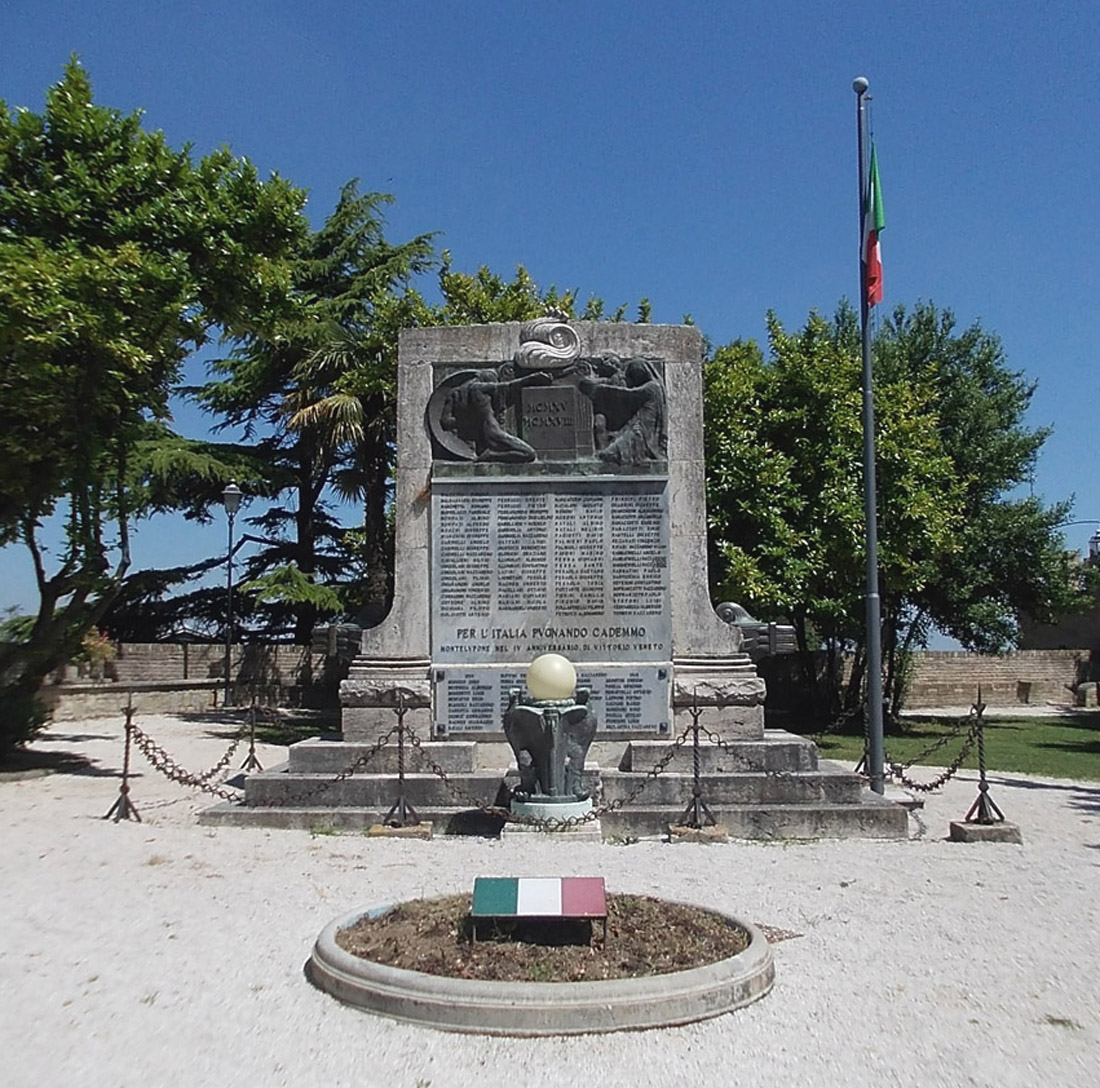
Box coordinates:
[340,655,431,742]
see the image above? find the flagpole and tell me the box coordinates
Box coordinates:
[854,75,885,795]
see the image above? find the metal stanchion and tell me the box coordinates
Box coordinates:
[383,692,421,828]
[963,689,1005,824]
[950,687,1022,843]
[104,694,141,823]
[239,690,263,773]
[677,695,716,830]
[668,690,726,841]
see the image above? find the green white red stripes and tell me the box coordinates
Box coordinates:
[863,142,885,307]
[471,876,607,918]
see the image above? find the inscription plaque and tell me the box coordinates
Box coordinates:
[431,478,671,664]
[519,385,593,461]
[435,665,670,734]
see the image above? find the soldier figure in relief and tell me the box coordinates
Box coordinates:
[440,368,553,462]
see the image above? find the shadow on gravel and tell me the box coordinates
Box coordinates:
[1068,790,1100,817]
[173,711,252,727]
[985,773,1100,818]
[170,709,339,747]
[0,748,122,778]
[41,732,117,743]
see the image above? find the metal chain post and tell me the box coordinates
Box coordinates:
[677,694,716,829]
[962,688,1008,824]
[383,692,421,827]
[104,695,141,823]
[239,689,263,773]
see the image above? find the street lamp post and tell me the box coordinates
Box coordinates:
[222,481,243,708]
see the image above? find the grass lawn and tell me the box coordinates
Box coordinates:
[814,713,1100,782]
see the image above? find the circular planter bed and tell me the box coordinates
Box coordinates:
[308,893,774,1036]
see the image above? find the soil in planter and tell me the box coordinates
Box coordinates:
[335,893,750,982]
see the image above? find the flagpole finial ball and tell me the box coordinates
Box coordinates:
[853,76,870,94]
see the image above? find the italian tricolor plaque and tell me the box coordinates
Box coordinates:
[471,876,607,919]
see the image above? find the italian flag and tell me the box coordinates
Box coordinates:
[863,143,885,307]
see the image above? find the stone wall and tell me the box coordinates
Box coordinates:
[38,642,1098,721]
[41,643,334,720]
[105,642,328,687]
[905,649,1093,708]
[760,647,1097,716]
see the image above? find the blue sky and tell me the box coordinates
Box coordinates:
[3,1,1099,618]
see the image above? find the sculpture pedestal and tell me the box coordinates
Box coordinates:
[504,796,601,840]
[510,796,593,822]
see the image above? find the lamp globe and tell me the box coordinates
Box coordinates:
[526,653,577,701]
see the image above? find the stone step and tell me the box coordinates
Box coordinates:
[242,760,862,809]
[624,731,819,774]
[243,770,509,809]
[599,767,864,806]
[287,738,481,775]
[200,793,908,840]
[600,794,909,840]
[200,802,506,836]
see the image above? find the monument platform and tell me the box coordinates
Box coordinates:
[200,729,909,840]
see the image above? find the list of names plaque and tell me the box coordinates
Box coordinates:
[434,665,670,734]
[431,478,671,664]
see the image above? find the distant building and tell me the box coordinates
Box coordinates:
[1018,532,1099,667]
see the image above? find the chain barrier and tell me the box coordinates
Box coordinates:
[806,704,864,744]
[129,721,244,803]
[680,704,981,799]
[884,706,976,773]
[696,724,805,782]
[885,719,964,771]
[884,717,981,793]
[177,685,986,823]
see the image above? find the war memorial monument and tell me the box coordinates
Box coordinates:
[207,318,906,839]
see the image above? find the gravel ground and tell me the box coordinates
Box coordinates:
[2,711,1098,1088]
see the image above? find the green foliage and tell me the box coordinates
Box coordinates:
[705,302,1081,722]
[184,221,642,641]
[75,628,116,667]
[238,565,344,613]
[0,686,49,751]
[0,59,305,751]
[874,303,1088,654]
[0,607,33,644]
[190,180,435,641]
